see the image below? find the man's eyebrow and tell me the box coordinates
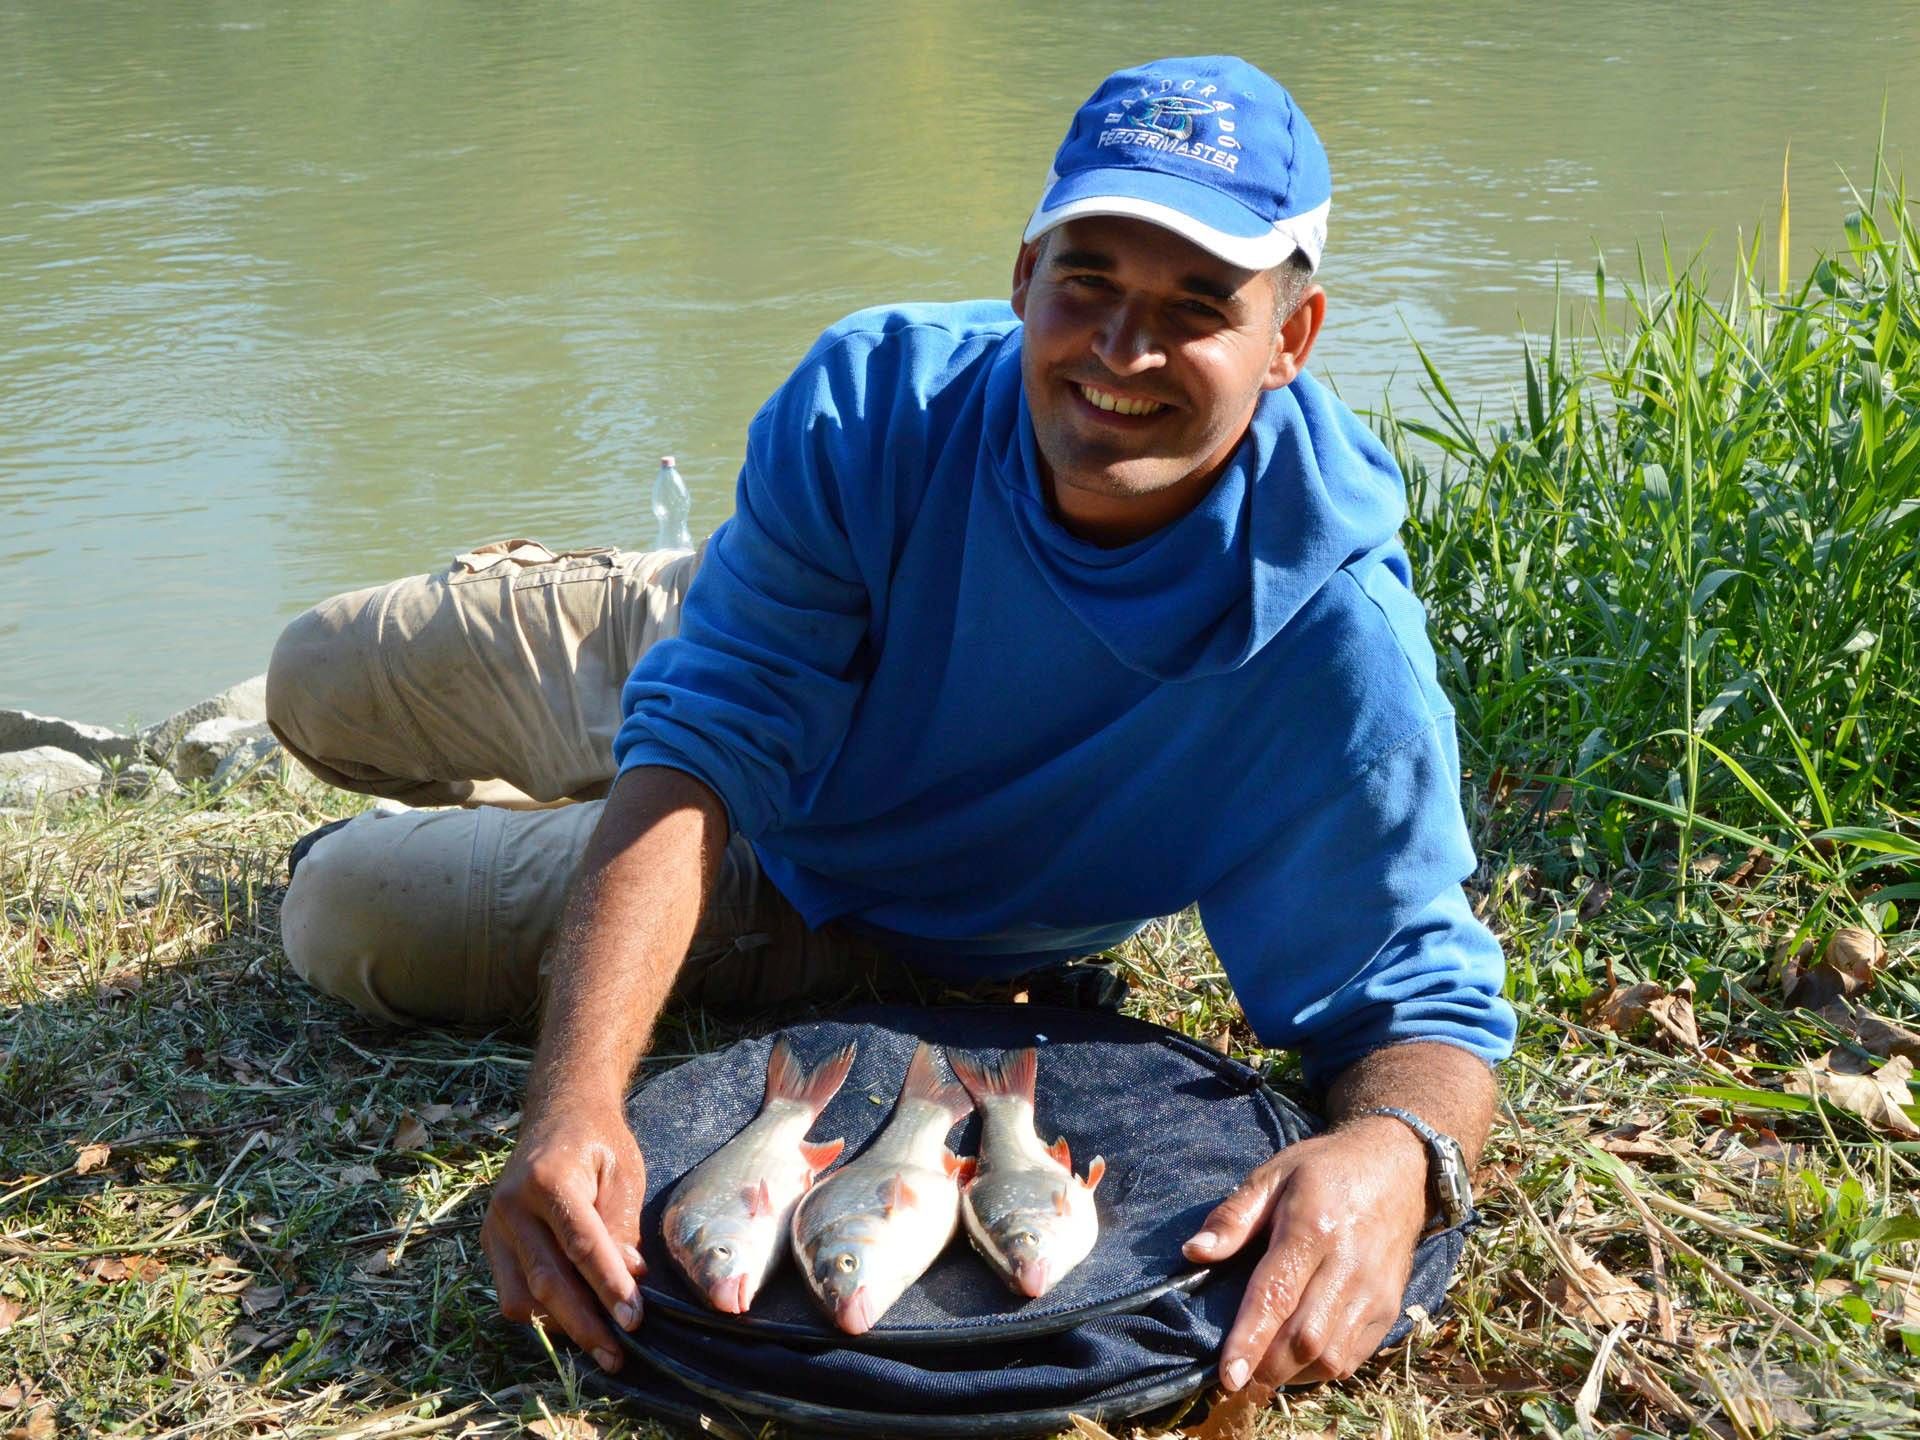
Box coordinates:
[1049,246,1243,304]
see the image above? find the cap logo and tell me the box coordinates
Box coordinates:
[1098,80,1241,173]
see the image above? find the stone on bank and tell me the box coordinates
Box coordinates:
[0,746,107,811]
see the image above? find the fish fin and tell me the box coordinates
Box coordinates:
[1053,1186,1070,1216]
[1048,1135,1072,1170]
[879,1175,918,1215]
[766,1037,858,1116]
[799,1138,845,1174]
[949,1047,1037,1106]
[902,1044,972,1126]
[943,1151,977,1185]
[1085,1155,1106,1191]
[744,1177,775,1218]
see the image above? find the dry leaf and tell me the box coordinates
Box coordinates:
[85,1257,128,1283]
[0,1300,19,1333]
[527,1418,602,1440]
[355,1249,394,1277]
[391,1115,429,1152]
[229,1324,270,1349]
[0,1384,21,1410]
[1596,1124,1673,1161]
[1644,985,1700,1050]
[238,1282,285,1317]
[1180,1380,1278,1440]
[1586,980,1698,1050]
[1785,1052,1920,1138]
[417,1102,455,1125]
[4,1402,54,1440]
[338,1165,381,1186]
[72,1142,110,1176]
[1066,1418,1122,1440]
[1725,845,1776,889]
[1578,878,1613,920]
[1786,927,1888,1009]
[1816,999,1920,1062]
[1547,1240,1654,1327]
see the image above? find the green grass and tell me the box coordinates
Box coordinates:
[3,181,1919,1438]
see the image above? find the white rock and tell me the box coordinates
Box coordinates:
[140,675,269,765]
[109,763,185,799]
[0,708,141,767]
[175,718,272,783]
[210,737,291,794]
[0,746,107,810]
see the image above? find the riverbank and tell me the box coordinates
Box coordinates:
[2,193,1917,1437]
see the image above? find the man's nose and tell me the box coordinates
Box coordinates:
[1092,299,1166,376]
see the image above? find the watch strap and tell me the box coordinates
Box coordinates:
[1352,1105,1472,1229]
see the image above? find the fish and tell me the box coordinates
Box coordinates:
[949,1047,1103,1299]
[789,1042,975,1335]
[661,1036,856,1314]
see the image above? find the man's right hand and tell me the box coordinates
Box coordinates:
[481,1096,648,1373]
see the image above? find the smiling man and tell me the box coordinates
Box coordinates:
[269,55,1512,1396]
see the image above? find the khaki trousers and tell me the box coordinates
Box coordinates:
[268,538,896,1027]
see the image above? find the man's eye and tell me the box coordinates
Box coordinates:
[1180,299,1225,320]
[1066,273,1112,291]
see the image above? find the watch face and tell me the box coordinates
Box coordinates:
[1435,1137,1473,1223]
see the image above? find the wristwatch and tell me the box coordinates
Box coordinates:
[1353,1106,1473,1230]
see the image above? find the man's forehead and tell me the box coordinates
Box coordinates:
[1040,215,1265,296]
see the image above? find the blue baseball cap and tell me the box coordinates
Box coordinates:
[1024,56,1331,273]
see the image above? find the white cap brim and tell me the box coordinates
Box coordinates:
[1023,187,1328,273]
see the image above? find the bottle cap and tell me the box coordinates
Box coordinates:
[659,455,675,467]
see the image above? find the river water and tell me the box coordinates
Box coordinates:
[3,2,1915,725]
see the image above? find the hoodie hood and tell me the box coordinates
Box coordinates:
[982,333,1407,681]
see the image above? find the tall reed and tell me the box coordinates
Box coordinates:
[1384,178,1920,926]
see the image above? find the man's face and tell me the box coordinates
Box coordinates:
[1011,215,1321,536]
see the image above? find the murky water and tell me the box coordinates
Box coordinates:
[3,1,1914,724]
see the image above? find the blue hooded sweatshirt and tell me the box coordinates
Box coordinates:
[615,301,1515,1088]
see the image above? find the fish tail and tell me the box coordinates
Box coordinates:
[902,1043,972,1126]
[765,1037,858,1116]
[949,1047,1037,1106]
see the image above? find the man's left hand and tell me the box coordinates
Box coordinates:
[1183,1115,1429,1389]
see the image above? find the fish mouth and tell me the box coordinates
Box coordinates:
[706,1273,752,1314]
[835,1286,877,1335]
[1013,1259,1051,1299]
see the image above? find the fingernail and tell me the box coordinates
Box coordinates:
[616,1299,640,1329]
[1187,1230,1219,1253]
[1224,1357,1250,1392]
[595,1346,622,1373]
[623,1244,644,1273]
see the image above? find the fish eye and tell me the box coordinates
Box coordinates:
[835,1253,858,1274]
[711,1245,731,1260]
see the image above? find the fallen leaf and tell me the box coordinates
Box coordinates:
[527,1417,601,1440]
[1725,845,1776,889]
[1785,1053,1920,1139]
[1578,878,1613,920]
[1547,1240,1654,1327]
[338,1165,381,1186]
[0,1384,20,1409]
[1585,980,1698,1050]
[390,1115,429,1152]
[228,1324,270,1349]
[1067,1418,1122,1440]
[417,1102,455,1125]
[355,1249,394,1277]
[1816,999,1920,1062]
[238,1282,285,1317]
[3,1402,54,1440]
[1596,1124,1673,1161]
[1180,1380,1279,1440]
[1786,927,1888,1009]
[85,1257,128,1282]
[0,1301,19,1333]
[125,1254,165,1283]
[73,1142,110,1175]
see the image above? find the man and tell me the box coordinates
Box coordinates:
[268,56,1513,1397]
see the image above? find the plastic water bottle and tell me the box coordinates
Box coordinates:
[652,454,693,551]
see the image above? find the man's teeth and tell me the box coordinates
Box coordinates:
[1078,384,1164,417]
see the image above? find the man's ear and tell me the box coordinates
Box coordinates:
[1264,285,1327,390]
[1010,238,1045,320]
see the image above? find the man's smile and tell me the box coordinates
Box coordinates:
[1069,379,1172,423]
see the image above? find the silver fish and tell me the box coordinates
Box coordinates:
[950,1047,1103,1298]
[789,1043,975,1335]
[662,1037,856,1314]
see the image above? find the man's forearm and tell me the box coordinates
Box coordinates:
[1324,1040,1497,1174]
[525,765,730,1119]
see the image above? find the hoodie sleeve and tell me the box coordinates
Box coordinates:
[1197,676,1515,1095]
[611,336,875,839]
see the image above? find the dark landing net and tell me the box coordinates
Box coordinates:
[597,1004,1471,1435]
